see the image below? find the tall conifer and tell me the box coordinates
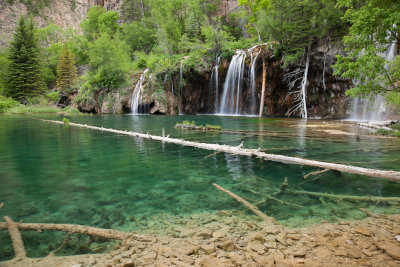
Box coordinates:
[56,44,78,91]
[5,16,45,100]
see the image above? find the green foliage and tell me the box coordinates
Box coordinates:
[45,91,59,102]
[375,128,400,137]
[5,16,46,101]
[81,6,120,41]
[205,124,221,130]
[0,51,10,95]
[182,120,197,126]
[56,43,78,91]
[5,105,60,114]
[62,117,70,125]
[333,0,400,107]
[120,20,157,54]
[0,95,19,113]
[242,0,345,64]
[121,0,151,22]
[88,34,132,90]
[62,106,81,114]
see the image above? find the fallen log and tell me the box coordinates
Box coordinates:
[212,183,276,222]
[40,119,400,182]
[304,169,330,179]
[0,222,130,240]
[288,190,400,203]
[4,216,26,259]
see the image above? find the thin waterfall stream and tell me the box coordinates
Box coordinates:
[131,68,149,114]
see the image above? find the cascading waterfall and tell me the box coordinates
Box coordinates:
[300,53,310,119]
[211,56,221,113]
[218,50,247,115]
[131,69,149,114]
[350,39,397,121]
[249,48,261,115]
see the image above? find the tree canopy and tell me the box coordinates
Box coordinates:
[333,0,400,106]
[5,16,45,101]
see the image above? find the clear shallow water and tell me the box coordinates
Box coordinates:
[0,114,399,260]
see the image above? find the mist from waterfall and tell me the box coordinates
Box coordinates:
[349,40,397,121]
[131,69,149,114]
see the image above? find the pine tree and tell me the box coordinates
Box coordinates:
[5,16,45,101]
[56,44,78,91]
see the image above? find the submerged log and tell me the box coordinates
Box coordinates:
[4,216,26,259]
[0,222,130,240]
[304,169,330,179]
[288,190,400,202]
[40,119,400,182]
[212,183,276,222]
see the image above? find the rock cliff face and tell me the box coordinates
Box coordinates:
[153,41,352,119]
[122,41,352,118]
[0,0,122,47]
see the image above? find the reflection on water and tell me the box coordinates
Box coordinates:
[0,115,399,259]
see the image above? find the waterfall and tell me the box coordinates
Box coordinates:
[300,52,310,119]
[212,56,221,113]
[249,48,261,115]
[350,40,397,121]
[178,61,183,115]
[131,69,149,114]
[218,50,246,115]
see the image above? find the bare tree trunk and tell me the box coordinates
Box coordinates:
[259,56,267,117]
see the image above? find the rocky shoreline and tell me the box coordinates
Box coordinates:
[2,213,400,267]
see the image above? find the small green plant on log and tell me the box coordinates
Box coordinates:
[62,117,70,125]
[205,124,221,130]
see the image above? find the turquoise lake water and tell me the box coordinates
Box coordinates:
[1,114,399,259]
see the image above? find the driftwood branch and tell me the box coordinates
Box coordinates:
[360,208,378,218]
[4,216,27,259]
[0,222,131,240]
[212,183,276,222]
[288,190,400,203]
[304,169,330,179]
[39,120,400,181]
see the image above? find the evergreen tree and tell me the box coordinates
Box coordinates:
[5,16,45,101]
[56,43,78,91]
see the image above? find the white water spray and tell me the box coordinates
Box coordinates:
[131,69,149,114]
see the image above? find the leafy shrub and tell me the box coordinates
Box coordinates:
[46,92,60,103]
[0,95,19,113]
[62,117,70,125]
[376,128,396,136]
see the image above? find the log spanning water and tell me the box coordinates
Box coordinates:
[41,119,400,181]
